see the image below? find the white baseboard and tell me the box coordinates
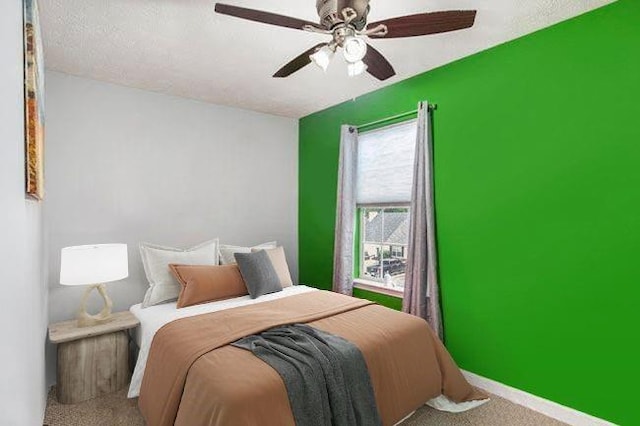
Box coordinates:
[462,370,617,426]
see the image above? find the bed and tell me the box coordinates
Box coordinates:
[130,285,486,426]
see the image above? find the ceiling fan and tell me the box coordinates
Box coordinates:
[214,1,477,81]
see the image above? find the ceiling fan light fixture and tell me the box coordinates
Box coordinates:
[342,36,367,63]
[310,45,335,72]
[347,60,368,77]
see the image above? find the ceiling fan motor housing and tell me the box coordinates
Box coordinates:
[316,0,370,30]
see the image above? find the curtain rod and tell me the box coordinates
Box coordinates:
[356,103,437,131]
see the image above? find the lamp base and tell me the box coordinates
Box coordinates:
[76,284,114,328]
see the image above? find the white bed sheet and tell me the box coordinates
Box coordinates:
[127,285,318,398]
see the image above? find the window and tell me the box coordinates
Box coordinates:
[359,207,410,290]
[354,120,417,293]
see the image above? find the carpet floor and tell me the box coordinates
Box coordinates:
[44,386,568,426]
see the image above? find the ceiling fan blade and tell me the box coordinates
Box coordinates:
[214,3,322,31]
[369,10,477,38]
[274,44,328,78]
[363,44,396,81]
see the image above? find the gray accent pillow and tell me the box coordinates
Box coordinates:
[234,250,283,299]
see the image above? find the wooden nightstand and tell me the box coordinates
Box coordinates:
[48,311,140,404]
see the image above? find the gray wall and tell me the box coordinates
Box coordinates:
[0,2,48,425]
[45,72,299,385]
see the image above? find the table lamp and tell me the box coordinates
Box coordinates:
[60,244,128,327]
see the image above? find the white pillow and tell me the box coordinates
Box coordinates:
[140,239,219,308]
[219,241,277,265]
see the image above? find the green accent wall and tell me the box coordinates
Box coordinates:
[299,1,639,424]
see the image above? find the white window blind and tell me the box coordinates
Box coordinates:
[356,120,417,205]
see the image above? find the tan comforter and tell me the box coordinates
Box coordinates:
[139,290,485,426]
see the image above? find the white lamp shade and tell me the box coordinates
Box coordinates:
[343,36,367,63]
[347,61,367,77]
[60,244,129,286]
[310,45,334,72]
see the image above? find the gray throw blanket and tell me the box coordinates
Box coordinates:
[232,324,382,426]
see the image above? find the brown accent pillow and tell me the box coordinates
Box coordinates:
[169,264,248,308]
[251,246,294,288]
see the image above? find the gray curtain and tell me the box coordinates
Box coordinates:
[403,102,443,340]
[332,125,358,295]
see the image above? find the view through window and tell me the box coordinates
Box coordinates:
[360,207,410,290]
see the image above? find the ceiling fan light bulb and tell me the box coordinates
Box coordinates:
[347,60,367,77]
[310,46,334,72]
[343,36,367,63]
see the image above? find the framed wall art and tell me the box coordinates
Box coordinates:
[23,0,45,200]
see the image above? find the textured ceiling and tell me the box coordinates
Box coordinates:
[40,0,614,118]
